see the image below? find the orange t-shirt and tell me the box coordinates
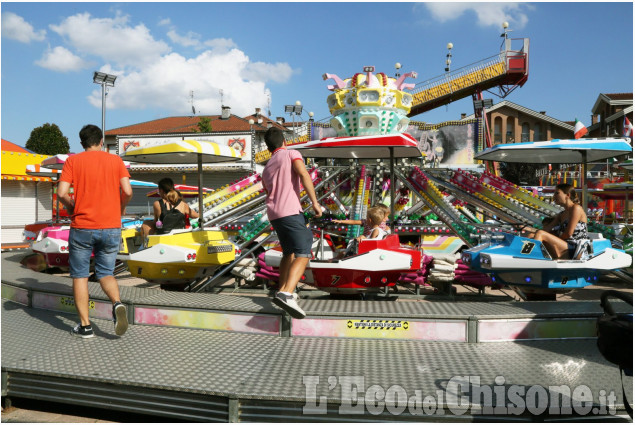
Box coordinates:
[59,150,130,229]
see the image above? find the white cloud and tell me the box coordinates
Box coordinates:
[35,46,89,72]
[242,61,295,84]
[424,3,531,29]
[88,48,292,117]
[167,29,201,48]
[158,18,171,26]
[41,12,294,116]
[1,12,46,43]
[203,37,237,51]
[49,12,171,67]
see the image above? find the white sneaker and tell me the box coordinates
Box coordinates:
[272,292,306,319]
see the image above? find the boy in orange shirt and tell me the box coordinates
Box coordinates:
[58,124,133,338]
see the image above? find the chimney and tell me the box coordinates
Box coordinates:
[221,106,231,119]
[591,114,599,125]
[255,108,261,116]
[539,111,546,115]
[460,113,467,119]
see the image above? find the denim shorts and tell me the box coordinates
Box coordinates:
[69,228,121,279]
[270,214,313,258]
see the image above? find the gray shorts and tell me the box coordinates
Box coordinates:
[270,214,313,258]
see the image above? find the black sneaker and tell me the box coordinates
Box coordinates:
[113,302,128,336]
[71,324,95,339]
[272,292,306,319]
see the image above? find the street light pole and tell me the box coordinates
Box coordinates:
[92,71,117,150]
[445,43,453,73]
[249,119,255,171]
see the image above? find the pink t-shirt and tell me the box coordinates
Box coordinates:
[262,148,304,221]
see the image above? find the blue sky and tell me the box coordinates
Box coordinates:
[2,2,633,153]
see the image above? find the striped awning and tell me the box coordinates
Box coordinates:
[123,139,241,164]
[26,164,61,178]
[2,174,52,182]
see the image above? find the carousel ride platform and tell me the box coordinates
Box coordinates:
[1,252,632,422]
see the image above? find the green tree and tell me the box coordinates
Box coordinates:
[195,116,213,133]
[25,123,70,155]
[499,162,542,186]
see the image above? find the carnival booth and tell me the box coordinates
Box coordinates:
[0,140,54,248]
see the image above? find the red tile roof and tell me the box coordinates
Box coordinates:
[106,114,287,136]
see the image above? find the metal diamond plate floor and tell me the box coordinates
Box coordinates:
[4,252,630,319]
[2,299,632,416]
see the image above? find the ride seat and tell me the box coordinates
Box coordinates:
[358,234,400,254]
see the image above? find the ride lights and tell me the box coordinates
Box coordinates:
[60,245,68,251]
[480,255,491,267]
[524,276,532,283]
[364,276,371,284]
[380,277,388,284]
[186,253,197,261]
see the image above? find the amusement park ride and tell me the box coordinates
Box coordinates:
[21,32,633,300]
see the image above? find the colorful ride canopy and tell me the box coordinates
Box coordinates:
[122,139,241,164]
[41,153,131,169]
[475,138,633,164]
[40,154,72,170]
[124,139,241,230]
[293,133,422,159]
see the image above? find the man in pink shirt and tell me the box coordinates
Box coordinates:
[262,128,322,319]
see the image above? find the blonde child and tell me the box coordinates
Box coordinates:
[361,207,388,241]
[340,207,387,258]
[333,203,391,237]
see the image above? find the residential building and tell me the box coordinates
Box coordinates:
[461,100,574,143]
[586,93,633,137]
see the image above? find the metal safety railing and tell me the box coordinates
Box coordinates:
[410,53,508,106]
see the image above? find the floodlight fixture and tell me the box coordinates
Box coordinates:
[93,71,117,86]
[473,99,493,109]
[285,101,305,144]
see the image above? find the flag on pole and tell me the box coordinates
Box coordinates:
[574,118,588,139]
[623,116,633,138]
